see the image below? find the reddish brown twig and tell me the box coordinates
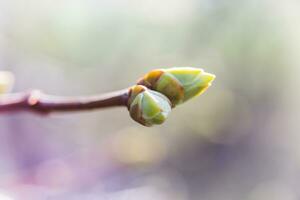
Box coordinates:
[0,89,129,114]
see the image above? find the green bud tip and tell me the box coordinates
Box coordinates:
[127,85,172,127]
[137,67,215,107]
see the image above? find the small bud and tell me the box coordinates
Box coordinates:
[0,71,14,94]
[138,67,215,107]
[128,85,171,127]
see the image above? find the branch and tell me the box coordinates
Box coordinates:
[0,89,129,114]
[0,67,216,126]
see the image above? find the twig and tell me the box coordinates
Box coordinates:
[0,89,129,114]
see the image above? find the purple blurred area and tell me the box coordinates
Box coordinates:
[0,0,300,199]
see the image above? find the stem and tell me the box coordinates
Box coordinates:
[0,89,129,114]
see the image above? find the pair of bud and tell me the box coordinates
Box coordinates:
[128,67,215,126]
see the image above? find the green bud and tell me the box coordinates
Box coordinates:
[128,85,171,127]
[138,67,215,107]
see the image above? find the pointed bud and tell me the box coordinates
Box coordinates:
[128,85,172,127]
[138,67,215,107]
[0,71,14,94]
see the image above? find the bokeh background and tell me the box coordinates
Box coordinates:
[0,0,300,199]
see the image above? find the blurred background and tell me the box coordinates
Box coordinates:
[0,0,300,199]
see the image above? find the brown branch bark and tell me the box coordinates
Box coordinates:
[0,89,129,114]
